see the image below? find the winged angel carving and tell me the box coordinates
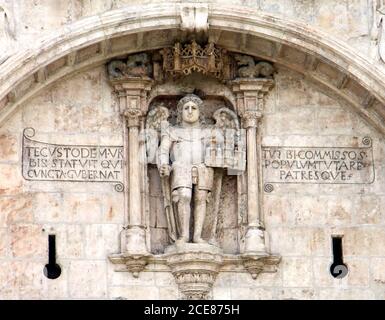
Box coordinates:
[145,94,246,247]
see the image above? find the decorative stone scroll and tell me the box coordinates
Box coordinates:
[22,127,124,192]
[262,137,375,192]
[107,42,279,300]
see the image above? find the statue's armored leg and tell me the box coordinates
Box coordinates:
[175,187,192,243]
[193,189,208,243]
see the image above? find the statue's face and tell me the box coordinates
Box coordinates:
[181,101,200,124]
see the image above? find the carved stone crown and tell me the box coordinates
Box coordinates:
[160,40,231,80]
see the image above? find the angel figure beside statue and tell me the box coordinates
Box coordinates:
[145,94,246,246]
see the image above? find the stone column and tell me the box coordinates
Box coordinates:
[230,78,274,255]
[111,78,153,255]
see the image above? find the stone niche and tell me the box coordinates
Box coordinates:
[107,41,281,300]
[147,88,239,255]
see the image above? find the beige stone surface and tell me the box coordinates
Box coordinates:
[33,193,63,223]
[109,286,159,300]
[63,224,85,258]
[154,272,177,287]
[0,132,18,162]
[68,261,107,298]
[0,228,8,257]
[15,261,45,299]
[270,227,317,257]
[0,164,23,195]
[0,194,34,227]
[0,58,382,297]
[10,223,45,258]
[345,258,370,287]
[84,224,121,258]
[51,70,102,108]
[370,258,385,285]
[313,257,370,288]
[276,288,317,300]
[212,287,232,299]
[214,272,234,288]
[0,113,22,134]
[282,258,313,287]
[288,196,327,226]
[158,286,180,300]
[343,227,385,256]
[42,263,69,299]
[275,70,326,109]
[22,95,56,132]
[318,288,375,300]
[108,268,156,287]
[216,270,283,288]
[326,197,354,226]
[353,195,384,225]
[0,0,384,300]
[1,0,373,55]
[62,193,102,223]
[317,107,355,135]
[0,261,18,299]
[263,195,288,226]
[100,192,125,223]
[230,287,275,300]
[264,108,316,136]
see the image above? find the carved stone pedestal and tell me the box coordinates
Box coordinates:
[109,252,151,278]
[241,253,281,279]
[165,243,223,300]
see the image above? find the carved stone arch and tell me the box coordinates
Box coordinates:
[1,3,385,300]
[0,3,384,135]
[0,2,385,133]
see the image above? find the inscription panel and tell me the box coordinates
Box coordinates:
[22,128,124,191]
[262,138,374,190]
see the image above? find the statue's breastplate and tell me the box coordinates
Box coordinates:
[170,128,205,165]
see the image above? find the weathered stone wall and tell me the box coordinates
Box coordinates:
[1,0,385,300]
[0,62,383,299]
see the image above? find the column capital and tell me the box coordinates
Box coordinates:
[228,78,274,119]
[242,110,262,128]
[110,77,154,126]
[123,108,142,127]
[110,77,154,93]
[229,78,275,95]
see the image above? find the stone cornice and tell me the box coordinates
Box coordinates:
[109,251,281,274]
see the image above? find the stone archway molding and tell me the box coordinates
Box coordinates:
[0,2,384,134]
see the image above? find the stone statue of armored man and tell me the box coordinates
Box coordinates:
[145,94,246,246]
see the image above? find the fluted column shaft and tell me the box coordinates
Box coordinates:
[112,79,153,254]
[230,79,274,254]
